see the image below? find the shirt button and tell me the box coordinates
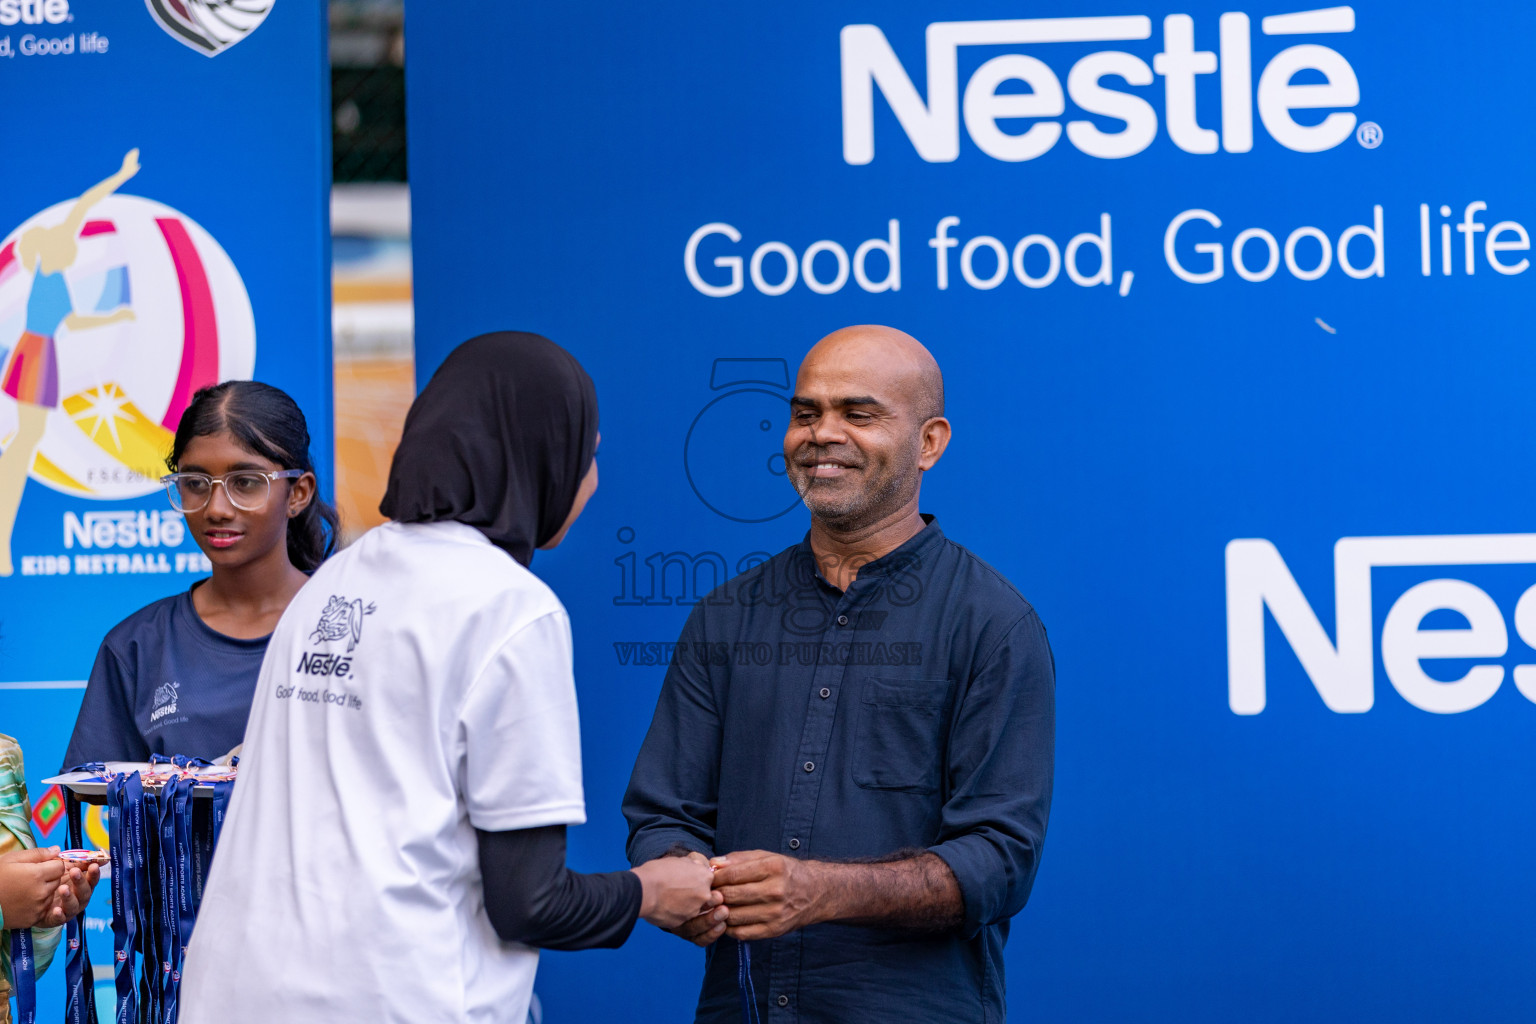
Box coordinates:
[803,761,815,773]
[837,614,849,626]
[788,838,800,850]
[819,687,830,699]
[777,995,790,1007]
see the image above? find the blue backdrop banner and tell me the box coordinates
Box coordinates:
[405,3,1534,1022]
[0,0,329,1014]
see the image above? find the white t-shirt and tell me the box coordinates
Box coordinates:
[180,521,586,1024]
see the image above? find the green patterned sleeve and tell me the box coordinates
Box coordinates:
[0,734,63,981]
[31,924,61,977]
[0,734,32,848]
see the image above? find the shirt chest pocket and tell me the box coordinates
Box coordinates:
[852,677,954,794]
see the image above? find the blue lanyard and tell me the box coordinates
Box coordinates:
[187,779,232,958]
[172,775,196,949]
[207,779,232,848]
[155,773,198,1024]
[108,772,140,1024]
[62,788,98,1024]
[133,776,155,1024]
[9,927,36,1024]
[189,798,209,918]
[141,785,165,1024]
[155,779,181,1024]
[737,940,762,1024]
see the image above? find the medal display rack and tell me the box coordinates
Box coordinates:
[22,758,240,1024]
[43,761,238,801]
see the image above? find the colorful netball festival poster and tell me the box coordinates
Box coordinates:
[0,150,258,578]
[0,0,327,742]
[0,0,328,1003]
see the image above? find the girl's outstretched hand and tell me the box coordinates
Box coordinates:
[0,847,67,929]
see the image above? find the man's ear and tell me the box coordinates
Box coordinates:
[918,417,951,471]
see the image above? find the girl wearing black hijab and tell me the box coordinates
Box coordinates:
[182,333,718,1024]
[381,331,601,562]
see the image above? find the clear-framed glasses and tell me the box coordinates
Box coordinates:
[159,469,305,514]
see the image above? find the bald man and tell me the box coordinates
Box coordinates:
[624,326,1055,1023]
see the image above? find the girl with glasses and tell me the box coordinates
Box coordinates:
[61,381,338,767]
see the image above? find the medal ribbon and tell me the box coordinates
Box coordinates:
[9,927,36,1024]
[134,779,158,1024]
[737,940,761,1024]
[62,788,97,1024]
[155,778,181,1024]
[172,775,196,952]
[207,780,232,849]
[109,772,141,1024]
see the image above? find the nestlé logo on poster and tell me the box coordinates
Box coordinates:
[843,7,1361,163]
[0,0,69,26]
[63,510,184,550]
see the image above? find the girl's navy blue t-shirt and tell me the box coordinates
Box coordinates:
[62,585,269,768]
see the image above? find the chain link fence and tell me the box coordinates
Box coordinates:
[331,1,406,183]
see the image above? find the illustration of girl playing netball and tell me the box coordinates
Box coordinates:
[0,150,140,576]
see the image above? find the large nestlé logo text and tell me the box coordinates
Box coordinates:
[1227,534,1536,715]
[843,6,1361,163]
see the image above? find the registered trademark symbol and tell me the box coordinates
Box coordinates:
[1356,121,1383,149]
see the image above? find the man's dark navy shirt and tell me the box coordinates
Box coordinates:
[62,585,269,768]
[624,518,1055,1024]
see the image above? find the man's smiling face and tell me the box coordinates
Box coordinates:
[783,328,937,530]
